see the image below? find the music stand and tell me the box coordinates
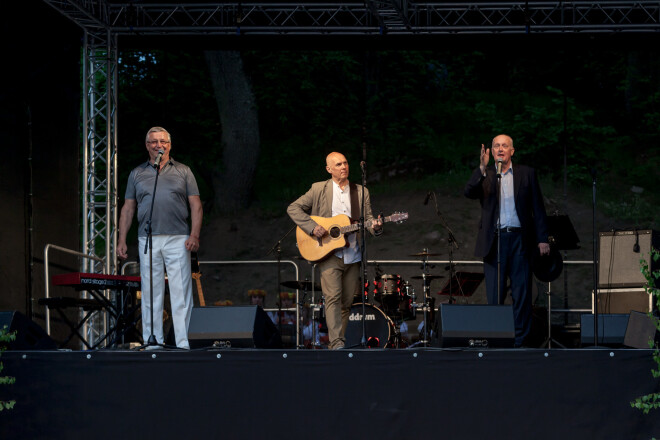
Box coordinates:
[546,215,580,251]
[541,214,579,348]
[436,272,484,300]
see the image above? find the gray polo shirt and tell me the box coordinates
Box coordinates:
[125,158,200,237]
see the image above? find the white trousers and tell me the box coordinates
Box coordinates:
[138,235,193,349]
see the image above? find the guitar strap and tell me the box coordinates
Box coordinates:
[349,182,360,222]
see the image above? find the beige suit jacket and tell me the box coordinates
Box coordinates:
[287,179,379,242]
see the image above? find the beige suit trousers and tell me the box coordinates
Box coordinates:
[317,255,360,349]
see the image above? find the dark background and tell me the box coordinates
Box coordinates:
[0,0,81,342]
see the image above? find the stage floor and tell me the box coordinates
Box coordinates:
[1,347,658,440]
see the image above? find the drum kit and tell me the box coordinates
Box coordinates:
[296,249,444,349]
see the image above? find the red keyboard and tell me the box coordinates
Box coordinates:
[51,272,141,291]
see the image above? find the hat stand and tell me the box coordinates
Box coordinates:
[539,214,579,349]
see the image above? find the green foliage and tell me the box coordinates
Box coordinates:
[115,46,660,217]
[0,326,16,411]
[630,248,660,415]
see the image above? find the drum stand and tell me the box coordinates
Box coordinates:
[409,251,436,347]
[310,298,325,349]
[267,225,296,345]
[417,275,433,347]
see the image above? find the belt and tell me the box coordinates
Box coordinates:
[500,226,522,233]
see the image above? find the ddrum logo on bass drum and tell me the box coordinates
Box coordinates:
[349,311,376,321]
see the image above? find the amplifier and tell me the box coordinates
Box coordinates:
[591,288,654,314]
[598,229,659,288]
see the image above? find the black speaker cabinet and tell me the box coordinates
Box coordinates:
[592,288,654,314]
[435,304,515,348]
[188,306,281,349]
[598,229,659,288]
[0,311,57,350]
[580,313,629,347]
[624,311,659,349]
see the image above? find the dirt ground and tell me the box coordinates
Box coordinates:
[123,176,642,348]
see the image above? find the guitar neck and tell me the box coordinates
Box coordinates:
[192,272,205,307]
[340,215,392,234]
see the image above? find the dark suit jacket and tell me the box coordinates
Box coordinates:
[464,164,549,258]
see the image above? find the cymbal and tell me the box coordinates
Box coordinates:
[409,251,441,257]
[280,280,322,291]
[410,274,445,280]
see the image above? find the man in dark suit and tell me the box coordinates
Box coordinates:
[464,134,550,347]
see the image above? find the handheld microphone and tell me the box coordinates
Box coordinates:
[423,191,432,205]
[153,149,165,169]
[496,159,503,177]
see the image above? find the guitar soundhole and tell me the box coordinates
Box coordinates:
[329,226,341,239]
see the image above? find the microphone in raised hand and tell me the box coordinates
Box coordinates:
[496,159,503,177]
[153,149,165,169]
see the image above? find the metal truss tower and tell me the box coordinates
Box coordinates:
[78,28,119,345]
[82,29,118,277]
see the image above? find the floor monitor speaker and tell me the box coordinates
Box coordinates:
[0,311,57,350]
[580,313,629,347]
[435,304,515,348]
[188,306,281,349]
[624,311,659,349]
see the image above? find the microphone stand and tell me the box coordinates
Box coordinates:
[266,225,296,346]
[138,157,175,350]
[591,167,599,346]
[427,191,460,303]
[359,160,368,348]
[496,164,503,305]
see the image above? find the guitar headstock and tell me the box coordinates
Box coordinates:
[191,251,201,274]
[388,212,409,224]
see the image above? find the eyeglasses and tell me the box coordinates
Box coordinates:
[147,140,170,145]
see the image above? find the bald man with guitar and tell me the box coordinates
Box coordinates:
[287,152,383,350]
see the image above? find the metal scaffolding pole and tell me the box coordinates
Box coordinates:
[81,28,118,348]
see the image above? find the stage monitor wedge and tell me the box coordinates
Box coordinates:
[188,305,281,349]
[580,313,629,347]
[624,311,659,349]
[0,311,57,350]
[435,304,515,348]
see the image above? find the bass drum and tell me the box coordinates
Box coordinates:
[345,303,394,348]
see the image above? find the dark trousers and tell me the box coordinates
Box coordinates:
[483,230,532,346]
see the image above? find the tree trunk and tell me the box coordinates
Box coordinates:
[204,50,260,213]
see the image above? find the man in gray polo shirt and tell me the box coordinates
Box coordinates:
[117,126,203,349]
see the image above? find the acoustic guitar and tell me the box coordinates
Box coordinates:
[296,212,408,262]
